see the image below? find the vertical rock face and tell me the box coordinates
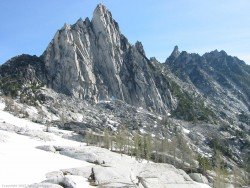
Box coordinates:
[43,4,174,113]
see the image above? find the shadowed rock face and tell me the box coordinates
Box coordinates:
[0,54,46,97]
[42,4,175,113]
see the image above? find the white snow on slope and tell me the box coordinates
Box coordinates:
[0,130,90,185]
[0,100,93,186]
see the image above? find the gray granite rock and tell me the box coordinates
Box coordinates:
[189,173,209,184]
[42,4,175,114]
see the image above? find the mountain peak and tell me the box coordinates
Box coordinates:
[93,3,111,20]
[92,3,118,30]
[95,3,106,10]
[165,45,180,63]
[91,4,120,44]
[203,49,229,60]
[171,45,180,58]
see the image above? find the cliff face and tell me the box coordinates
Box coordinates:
[42,4,175,113]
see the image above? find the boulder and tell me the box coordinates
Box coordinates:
[189,173,209,184]
[46,171,64,179]
[37,145,56,153]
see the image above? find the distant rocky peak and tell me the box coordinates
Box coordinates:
[92,4,118,30]
[204,49,228,59]
[171,45,180,58]
[165,45,181,63]
[135,41,146,56]
[94,3,108,13]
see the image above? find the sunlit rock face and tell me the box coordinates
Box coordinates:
[43,4,175,113]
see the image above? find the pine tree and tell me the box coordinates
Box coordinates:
[197,154,211,174]
[161,138,168,163]
[213,150,227,188]
[154,137,159,163]
[123,127,131,155]
[134,133,139,159]
[115,129,125,154]
[134,132,143,161]
[85,131,90,146]
[164,138,171,163]
[181,140,193,165]
[85,130,93,146]
[59,112,66,126]
[138,134,144,161]
[143,134,152,162]
[103,129,110,149]
[171,135,178,167]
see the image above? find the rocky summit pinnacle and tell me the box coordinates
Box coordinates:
[92,3,120,39]
[41,4,176,113]
[166,45,180,63]
[171,45,180,58]
[93,3,111,18]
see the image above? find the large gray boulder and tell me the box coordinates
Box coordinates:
[189,173,209,184]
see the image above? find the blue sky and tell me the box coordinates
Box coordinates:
[0,0,250,64]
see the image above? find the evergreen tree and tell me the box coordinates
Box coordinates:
[85,131,90,146]
[154,137,160,163]
[59,112,66,126]
[197,154,211,174]
[213,150,227,188]
[124,127,131,156]
[164,138,171,163]
[143,134,152,162]
[103,129,110,149]
[134,132,143,161]
[170,135,178,167]
[115,129,125,154]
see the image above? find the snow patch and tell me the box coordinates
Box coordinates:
[140,128,146,134]
[183,128,190,134]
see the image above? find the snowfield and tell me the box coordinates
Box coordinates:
[0,130,91,186]
[0,100,210,187]
[0,101,93,187]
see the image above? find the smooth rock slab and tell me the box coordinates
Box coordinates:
[189,173,209,184]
